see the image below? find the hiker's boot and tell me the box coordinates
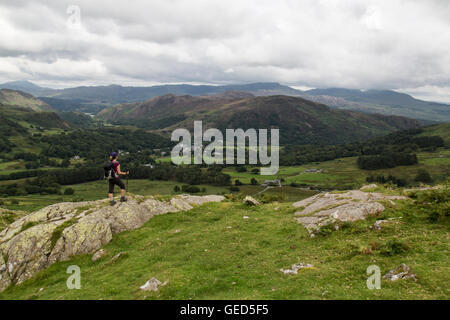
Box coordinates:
[120,196,127,202]
[110,200,117,206]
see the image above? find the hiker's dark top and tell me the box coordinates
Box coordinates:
[112,160,120,179]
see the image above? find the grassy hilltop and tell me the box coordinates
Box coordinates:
[0,186,448,300]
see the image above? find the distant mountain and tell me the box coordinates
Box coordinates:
[2,81,449,122]
[304,88,450,122]
[98,93,423,145]
[41,82,302,105]
[0,81,53,97]
[0,81,303,114]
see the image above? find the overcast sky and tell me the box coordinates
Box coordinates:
[0,0,449,102]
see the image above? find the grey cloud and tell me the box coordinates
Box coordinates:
[0,0,449,102]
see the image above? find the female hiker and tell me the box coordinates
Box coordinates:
[107,152,129,206]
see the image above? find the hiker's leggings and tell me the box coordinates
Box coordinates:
[109,178,126,193]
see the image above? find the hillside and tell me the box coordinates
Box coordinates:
[0,89,53,112]
[0,89,70,133]
[98,93,423,145]
[420,123,450,146]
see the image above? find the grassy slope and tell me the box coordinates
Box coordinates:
[0,89,52,112]
[0,193,448,300]
[420,123,450,146]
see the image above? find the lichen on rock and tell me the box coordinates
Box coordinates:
[292,190,407,235]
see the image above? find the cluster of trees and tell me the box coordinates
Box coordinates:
[0,163,232,197]
[173,185,206,193]
[129,164,231,186]
[0,175,61,196]
[40,128,171,161]
[0,113,25,152]
[11,152,63,169]
[0,137,14,153]
[281,144,361,166]
[366,174,408,187]
[0,167,103,197]
[365,168,433,187]
[357,153,418,170]
[281,128,444,169]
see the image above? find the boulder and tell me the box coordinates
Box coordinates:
[140,277,168,291]
[0,194,224,292]
[280,263,314,275]
[106,252,128,265]
[243,196,260,206]
[383,264,417,282]
[293,190,407,235]
[91,249,107,262]
[360,184,378,190]
[371,218,400,230]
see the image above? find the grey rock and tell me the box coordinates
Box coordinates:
[280,263,314,275]
[91,249,107,262]
[243,196,260,206]
[107,252,127,265]
[140,277,168,291]
[293,190,407,235]
[360,184,378,190]
[383,264,417,282]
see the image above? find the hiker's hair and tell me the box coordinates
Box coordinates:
[110,155,117,161]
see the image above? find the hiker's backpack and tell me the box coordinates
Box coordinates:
[103,161,114,180]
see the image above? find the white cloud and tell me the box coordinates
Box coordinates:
[0,0,449,102]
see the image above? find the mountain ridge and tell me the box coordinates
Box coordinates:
[98,93,423,145]
[1,81,449,122]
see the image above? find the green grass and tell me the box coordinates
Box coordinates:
[0,194,448,300]
[420,123,450,146]
[0,161,25,172]
[222,147,450,190]
[0,179,316,213]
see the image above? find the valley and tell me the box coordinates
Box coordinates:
[0,84,448,301]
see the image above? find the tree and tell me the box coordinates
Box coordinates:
[173,185,180,192]
[415,169,432,183]
[251,178,258,185]
[64,188,75,195]
[25,161,39,170]
[235,179,243,186]
[61,158,71,168]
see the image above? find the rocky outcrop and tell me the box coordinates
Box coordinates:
[292,190,407,235]
[0,194,224,292]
